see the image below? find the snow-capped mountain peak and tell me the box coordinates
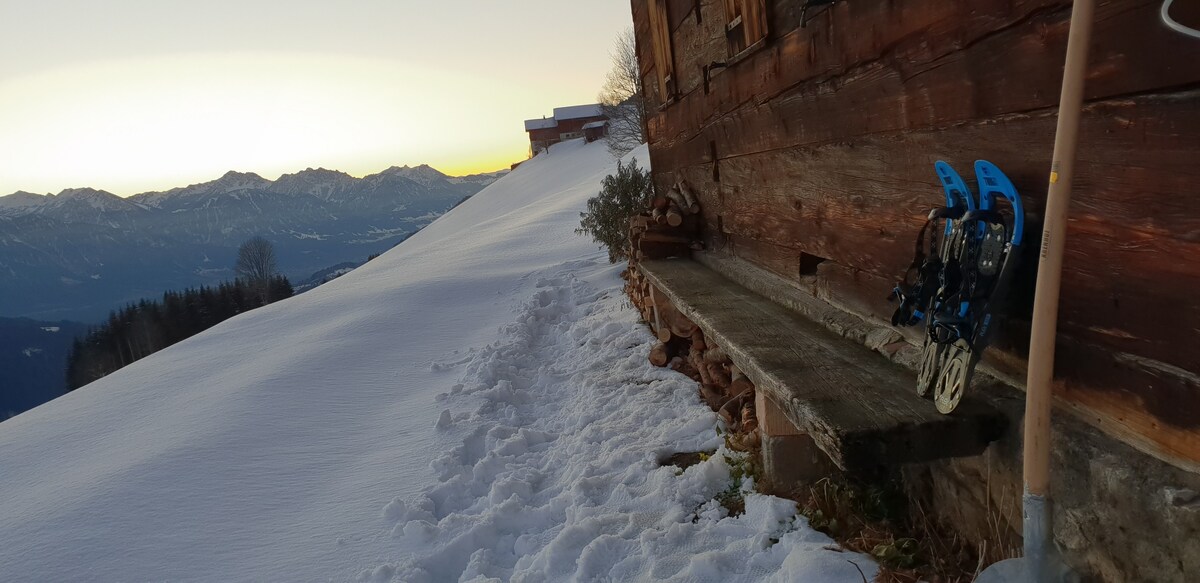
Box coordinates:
[289,167,353,181]
[376,164,450,187]
[209,170,271,193]
[0,191,48,210]
[271,168,356,198]
[129,171,272,207]
[56,187,119,200]
[448,168,511,186]
[0,161,502,321]
[4,164,507,222]
[50,188,139,211]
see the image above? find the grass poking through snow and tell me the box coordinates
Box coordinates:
[794,477,1011,583]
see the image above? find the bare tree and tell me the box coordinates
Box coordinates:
[598,27,646,157]
[235,236,278,284]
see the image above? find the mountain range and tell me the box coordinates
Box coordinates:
[0,164,507,321]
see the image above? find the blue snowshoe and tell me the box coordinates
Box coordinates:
[891,161,1024,414]
[891,161,975,399]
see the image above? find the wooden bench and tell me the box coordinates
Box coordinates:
[639,258,1006,474]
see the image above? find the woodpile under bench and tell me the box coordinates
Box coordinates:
[626,254,1008,486]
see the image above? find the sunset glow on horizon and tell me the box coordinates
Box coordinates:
[0,1,630,196]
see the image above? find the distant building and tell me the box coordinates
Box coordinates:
[523,104,607,155]
[582,120,609,143]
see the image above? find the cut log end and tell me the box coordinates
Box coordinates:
[649,342,671,367]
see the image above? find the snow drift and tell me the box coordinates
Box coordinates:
[0,139,875,582]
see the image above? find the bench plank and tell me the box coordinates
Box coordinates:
[639,258,1005,472]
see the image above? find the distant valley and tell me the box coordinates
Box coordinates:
[0,164,506,322]
[0,317,89,418]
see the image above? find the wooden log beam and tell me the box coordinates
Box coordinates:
[647,0,1200,160]
[656,92,1200,374]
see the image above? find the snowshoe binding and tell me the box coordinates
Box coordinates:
[891,161,975,399]
[890,161,1024,414]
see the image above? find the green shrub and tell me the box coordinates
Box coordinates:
[577,158,653,263]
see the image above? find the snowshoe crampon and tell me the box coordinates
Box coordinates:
[890,160,1024,414]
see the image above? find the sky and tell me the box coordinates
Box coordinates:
[0,1,632,196]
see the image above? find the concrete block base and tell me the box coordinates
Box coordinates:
[761,433,839,495]
[757,390,838,494]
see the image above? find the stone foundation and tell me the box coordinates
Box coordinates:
[908,388,1200,582]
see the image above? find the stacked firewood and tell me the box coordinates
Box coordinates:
[627,181,704,263]
[624,272,761,452]
[624,180,758,450]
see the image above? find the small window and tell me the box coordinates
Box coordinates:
[798,252,827,277]
[647,0,676,102]
[723,0,768,56]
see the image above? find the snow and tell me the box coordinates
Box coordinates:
[382,164,451,187]
[0,190,47,211]
[0,187,146,217]
[581,120,608,130]
[552,104,603,121]
[447,169,510,185]
[52,187,130,209]
[288,230,329,240]
[0,139,875,582]
[524,118,558,131]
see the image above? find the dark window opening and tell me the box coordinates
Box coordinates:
[799,252,827,277]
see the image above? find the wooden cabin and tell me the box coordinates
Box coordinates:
[583,120,610,143]
[523,104,608,154]
[626,0,1200,579]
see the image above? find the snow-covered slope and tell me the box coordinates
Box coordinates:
[0,139,875,582]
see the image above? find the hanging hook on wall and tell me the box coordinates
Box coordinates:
[703,61,727,94]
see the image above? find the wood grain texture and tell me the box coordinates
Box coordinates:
[656,92,1200,375]
[695,248,1200,472]
[640,258,1006,472]
[666,0,727,98]
[632,0,1200,468]
[647,0,1200,171]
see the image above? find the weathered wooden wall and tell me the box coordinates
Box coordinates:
[630,0,1200,469]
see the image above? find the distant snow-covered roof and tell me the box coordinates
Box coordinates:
[581,121,608,130]
[524,118,558,131]
[553,104,603,120]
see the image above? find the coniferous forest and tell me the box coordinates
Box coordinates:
[66,277,293,389]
